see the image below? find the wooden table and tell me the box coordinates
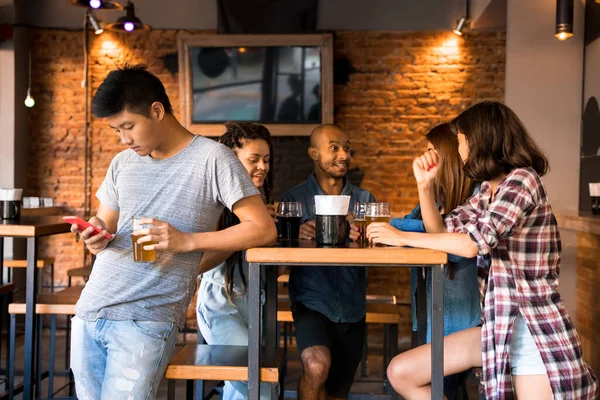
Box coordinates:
[0,217,71,400]
[245,240,448,400]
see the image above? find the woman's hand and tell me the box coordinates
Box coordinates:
[349,223,360,242]
[134,218,191,253]
[366,222,406,247]
[413,149,440,186]
[266,204,278,222]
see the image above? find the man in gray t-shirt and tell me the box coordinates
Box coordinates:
[68,65,276,400]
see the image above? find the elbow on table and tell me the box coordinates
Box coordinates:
[262,221,278,246]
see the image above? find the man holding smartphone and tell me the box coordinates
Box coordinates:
[68,64,276,400]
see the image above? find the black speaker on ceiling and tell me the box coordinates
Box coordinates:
[217,0,318,34]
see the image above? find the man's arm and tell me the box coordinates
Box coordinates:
[139,195,277,254]
[71,203,119,256]
[96,203,119,233]
[192,195,277,251]
[198,251,232,274]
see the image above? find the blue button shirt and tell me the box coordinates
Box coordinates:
[282,174,375,323]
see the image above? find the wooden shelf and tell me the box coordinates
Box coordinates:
[21,207,63,217]
[555,211,600,236]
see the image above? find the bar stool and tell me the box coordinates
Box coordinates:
[4,258,56,293]
[8,286,82,399]
[66,268,91,287]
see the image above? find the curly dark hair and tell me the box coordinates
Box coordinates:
[218,121,273,303]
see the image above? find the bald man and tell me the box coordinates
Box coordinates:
[282,124,375,400]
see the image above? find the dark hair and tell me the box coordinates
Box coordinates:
[91,64,173,118]
[218,122,273,303]
[451,101,549,181]
[425,123,477,213]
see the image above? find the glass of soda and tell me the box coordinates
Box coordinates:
[278,202,303,240]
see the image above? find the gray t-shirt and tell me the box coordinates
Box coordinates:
[75,135,259,328]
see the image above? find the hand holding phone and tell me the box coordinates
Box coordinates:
[63,216,112,240]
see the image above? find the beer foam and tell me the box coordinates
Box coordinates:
[314,195,351,216]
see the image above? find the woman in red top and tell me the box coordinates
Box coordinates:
[368,101,598,399]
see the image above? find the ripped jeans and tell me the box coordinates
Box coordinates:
[70,316,179,400]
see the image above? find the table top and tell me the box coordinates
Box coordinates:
[0,216,71,237]
[246,240,447,265]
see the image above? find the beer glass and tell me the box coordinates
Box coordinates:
[352,202,368,247]
[365,202,391,247]
[278,202,303,240]
[131,216,157,262]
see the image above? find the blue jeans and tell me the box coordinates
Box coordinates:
[197,278,275,400]
[70,316,179,400]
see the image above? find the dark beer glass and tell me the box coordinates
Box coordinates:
[278,202,303,240]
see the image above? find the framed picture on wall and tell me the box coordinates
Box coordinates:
[177,33,333,136]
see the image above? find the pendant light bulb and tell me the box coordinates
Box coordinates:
[24,89,35,108]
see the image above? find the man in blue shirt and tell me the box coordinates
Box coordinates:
[282,124,375,399]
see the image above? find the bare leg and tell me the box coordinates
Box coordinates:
[387,327,483,400]
[513,375,553,400]
[298,346,331,400]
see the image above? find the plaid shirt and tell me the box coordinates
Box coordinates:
[445,168,598,399]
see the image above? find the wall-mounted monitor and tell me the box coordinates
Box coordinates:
[178,33,333,136]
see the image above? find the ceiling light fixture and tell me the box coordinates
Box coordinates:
[555,0,574,41]
[453,0,469,36]
[453,17,467,36]
[69,0,123,10]
[87,11,104,35]
[106,1,151,32]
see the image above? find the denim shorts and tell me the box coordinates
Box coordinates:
[509,315,547,375]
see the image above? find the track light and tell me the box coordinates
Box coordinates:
[453,17,467,36]
[69,0,123,10]
[106,1,150,32]
[87,12,104,35]
[555,0,574,41]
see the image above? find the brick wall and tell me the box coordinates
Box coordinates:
[27,29,506,344]
[575,232,600,379]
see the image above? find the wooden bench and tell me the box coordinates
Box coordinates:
[3,258,56,293]
[8,286,82,399]
[165,345,285,400]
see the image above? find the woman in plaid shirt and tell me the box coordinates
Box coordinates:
[367,101,598,399]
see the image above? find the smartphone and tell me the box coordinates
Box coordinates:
[63,216,112,240]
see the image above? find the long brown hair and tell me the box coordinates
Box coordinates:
[426,123,477,213]
[451,101,549,181]
[218,122,273,304]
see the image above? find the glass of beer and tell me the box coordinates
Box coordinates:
[278,202,303,240]
[365,203,391,247]
[131,216,157,262]
[353,202,368,247]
